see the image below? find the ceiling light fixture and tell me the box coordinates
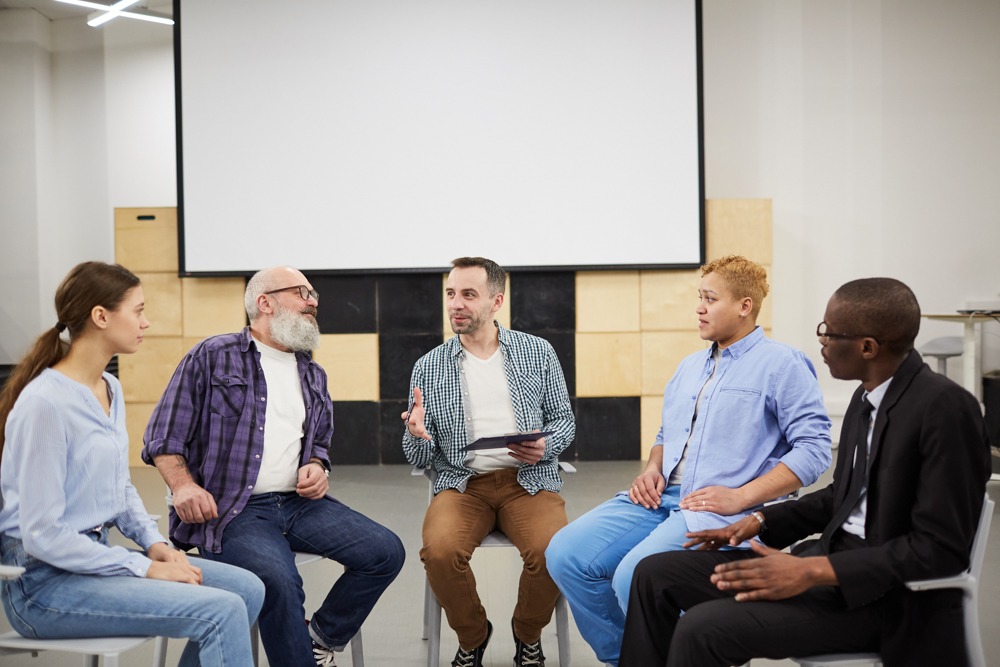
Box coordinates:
[54,0,174,26]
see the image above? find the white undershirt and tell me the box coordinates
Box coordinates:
[462,349,519,473]
[252,340,305,494]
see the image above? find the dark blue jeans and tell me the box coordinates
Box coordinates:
[200,493,404,667]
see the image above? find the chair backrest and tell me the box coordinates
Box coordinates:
[968,494,994,580]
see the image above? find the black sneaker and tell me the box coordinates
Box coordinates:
[452,620,493,667]
[511,619,545,667]
[311,639,337,667]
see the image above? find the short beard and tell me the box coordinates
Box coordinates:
[270,304,320,352]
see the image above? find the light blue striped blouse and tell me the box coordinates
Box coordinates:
[0,369,166,576]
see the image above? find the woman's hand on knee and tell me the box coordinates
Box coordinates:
[147,559,203,585]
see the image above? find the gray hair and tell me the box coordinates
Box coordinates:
[244,269,278,322]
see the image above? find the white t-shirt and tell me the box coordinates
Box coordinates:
[252,340,306,494]
[463,349,519,473]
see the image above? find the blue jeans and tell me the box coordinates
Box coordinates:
[200,493,404,667]
[545,486,690,666]
[1,531,264,667]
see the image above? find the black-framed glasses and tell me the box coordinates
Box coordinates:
[816,321,878,343]
[265,285,319,303]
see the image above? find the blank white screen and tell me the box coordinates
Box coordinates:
[178,0,703,273]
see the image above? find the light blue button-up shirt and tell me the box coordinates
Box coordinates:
[0,369,165,576]
[655,327,832,533]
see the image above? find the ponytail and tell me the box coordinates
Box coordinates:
[0,327,68,456]
[0,261,139,462]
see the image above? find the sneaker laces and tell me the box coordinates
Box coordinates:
[312,641,337,667]
[452,647,478,667]
[516,639,543,666]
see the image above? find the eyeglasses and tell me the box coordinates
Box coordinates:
[264,285,319,303]
[816,321,878,343]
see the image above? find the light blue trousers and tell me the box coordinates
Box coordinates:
[1,532,264,667]
[545,485,690,666]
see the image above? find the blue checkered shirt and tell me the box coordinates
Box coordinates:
[403,323,575,495]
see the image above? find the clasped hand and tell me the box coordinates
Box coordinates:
[146,542,202,585]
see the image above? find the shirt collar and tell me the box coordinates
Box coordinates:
[239,326,254,352]
[708,325,764,360]
[863,375,893,414]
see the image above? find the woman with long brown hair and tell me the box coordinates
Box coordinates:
[0,261,264,666]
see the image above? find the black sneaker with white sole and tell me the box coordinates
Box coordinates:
[451,620,493,667]
[511,619,545,667]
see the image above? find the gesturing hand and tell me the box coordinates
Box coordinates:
[401,387,431,441]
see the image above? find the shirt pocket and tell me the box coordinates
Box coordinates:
[715,386,762,403]
[210,374,248,417]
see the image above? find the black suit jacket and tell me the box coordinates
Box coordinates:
[762,350,990,665]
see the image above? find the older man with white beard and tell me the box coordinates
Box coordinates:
[143,266,404,667]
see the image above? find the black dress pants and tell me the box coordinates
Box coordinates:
[619,549,882,667]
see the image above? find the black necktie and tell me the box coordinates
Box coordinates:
[820,396,874,550]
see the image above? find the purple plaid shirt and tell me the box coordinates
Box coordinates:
[142,327,333,553]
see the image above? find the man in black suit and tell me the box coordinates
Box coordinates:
[619,277,991,667]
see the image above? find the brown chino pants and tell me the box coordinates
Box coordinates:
[420,468,567,650]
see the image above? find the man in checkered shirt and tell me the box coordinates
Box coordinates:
[403,257,576,667]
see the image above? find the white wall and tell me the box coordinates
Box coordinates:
[0,11,49,364]
[0,10,173,364]
[2,1,998,416]
[702,0,1000,413]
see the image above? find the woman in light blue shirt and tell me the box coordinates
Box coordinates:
[546,255,833,666]
[0,261,264,666]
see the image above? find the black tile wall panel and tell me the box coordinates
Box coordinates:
[377,274,443,334]
[509,271,576,332]
[310,275,378,334]
[329,400,380,465]
[574,397,641,461]
[378,333,444,400]
[378,399,411,465]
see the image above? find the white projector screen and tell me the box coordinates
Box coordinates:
[175,0,704,274]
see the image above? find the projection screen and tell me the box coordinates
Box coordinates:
[175,0,704,274]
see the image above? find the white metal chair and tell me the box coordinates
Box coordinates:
[250,552,365,667]
[0,564,168,667]
[792,492,994,667]
[412,463,575,667]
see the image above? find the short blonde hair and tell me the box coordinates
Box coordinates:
[700,255,769,319]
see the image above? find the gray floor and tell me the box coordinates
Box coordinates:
[3,457,999,666]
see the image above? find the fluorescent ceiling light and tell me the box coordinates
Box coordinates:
[54,0,174,26]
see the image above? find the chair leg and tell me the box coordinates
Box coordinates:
[936,357,947,374]
[427,588,442,667]
[102,656,118,667]
[153,636,169,667]
[84,657,98,667]
[351,630,365,667]
[965,591,985,667]
[554,594,570,666]
[422,576,432,640]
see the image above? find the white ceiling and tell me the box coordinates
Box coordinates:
[0,0,173,22]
